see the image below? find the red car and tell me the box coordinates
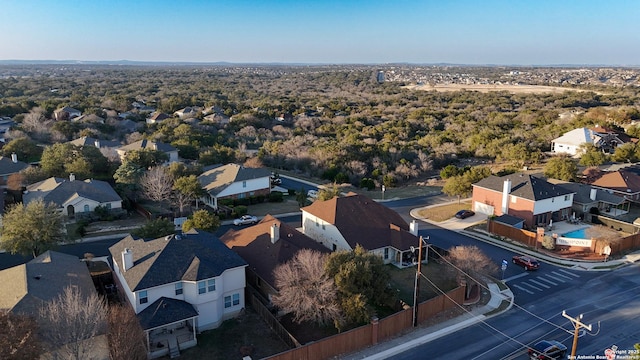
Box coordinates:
[512,255,540,271]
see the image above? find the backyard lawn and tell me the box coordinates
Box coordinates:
[416,200,472,222]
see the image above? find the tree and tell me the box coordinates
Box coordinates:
[113,161,144,185]
[544,157,578,181]
[39,286,107,360]
[0,311,42,360]
[132,218,175,239]
[324,245,395,324]
[123,149,169,169]
[578,144,607,167]
[442,175,471,203]
[0,199,65,258]
[1,137,42,162]
[318,183,341,201]
[173,175,205,213]
[181,209,220,233]
[611,143,640,163]
[444,245,498,298]
[107,305,147,360]
[140,166,174,203]
[40,143,109,179]
[272,249,342,328]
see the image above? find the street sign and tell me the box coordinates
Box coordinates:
[502,259,508,266]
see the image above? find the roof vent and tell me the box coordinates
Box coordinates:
[34,275,42,280]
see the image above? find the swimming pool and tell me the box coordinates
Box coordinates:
[562,227,590,239]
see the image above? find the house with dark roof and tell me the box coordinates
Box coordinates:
[221,214,331,303]
[550,180,629,219]
[23,175,123,219]
[68,136,121,149]
[0,251,109,359]
[0,153,29,187]
[146,112,171,124]
[109,229,247,358]
[53,106,82,121]
[551,125,635,156]
[300,193,424,268]
[589,169,640,202]
[198,164,271,209]
[472,173,575,229]
[116,139,179,163]
[174,107,200,119]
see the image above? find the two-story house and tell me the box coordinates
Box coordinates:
[221,214,330,304]
[472,173,575,229]
[198,164,271,209]
[109,229,247,358]
[301,193,424,268]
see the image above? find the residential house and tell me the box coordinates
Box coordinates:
[116,139,179,163]
[72,114,105,124]
[550,180,629,219]
[0,116,14,135]
[589,169,640,202]
[0,251,109,359]
[53,106,82,121]
[471,173,575,229]
[589,125,634,154]
[109,229,247,358]
[68,136,121,150]
[221,214,330,303]
[174,107,199,119]
[198,164,271,209]
[551,125,634,156]
[23,175,123,219]
[146,112,171,124]
[301,193,424,268]
[0,153,29,187]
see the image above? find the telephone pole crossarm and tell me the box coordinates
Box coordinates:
[562,311,592,360]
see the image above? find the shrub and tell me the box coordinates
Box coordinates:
[235,205,248,216]
[269,192,284,202]
[542,235,556,250]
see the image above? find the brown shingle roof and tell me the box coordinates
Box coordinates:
[301,193,418,251]
[220,215,330,289]
[591,170,640,193]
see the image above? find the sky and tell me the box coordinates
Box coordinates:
[1,0,638,65]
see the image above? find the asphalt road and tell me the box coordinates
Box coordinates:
[389,263,640,360]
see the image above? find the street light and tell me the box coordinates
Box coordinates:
[412,235,429,327]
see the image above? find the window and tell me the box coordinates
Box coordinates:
[207,279,216,292]
[332,244,337,251]
[225,293,241,308]
[106,203,111,210]
[139,290,148,304]
[198,281,206,295]
[175,282,183,295]
[322,224,325,230]
[564,195,569,201]
[242,181,247,188]
[384,248,389,260]
[84,204,90,212]
[315,221,319,227]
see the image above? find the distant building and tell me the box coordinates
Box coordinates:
[198,164,271,209]
[53,106,82,121]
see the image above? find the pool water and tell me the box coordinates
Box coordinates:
[562,228,589,239]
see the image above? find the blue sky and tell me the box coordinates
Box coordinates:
[1,0,638,65]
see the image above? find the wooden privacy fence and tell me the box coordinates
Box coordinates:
[263,286,465,360]
[487,220,538,247]
[245,289,300,349]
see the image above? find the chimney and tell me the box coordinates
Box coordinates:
[501,179,512,215]
[94,139,101,148]
[270,223,280,244]
[590,188,597,201]
[69,173,75,181]
[410,220,419,236]
[11,153,17,163]
[122,248,133,271]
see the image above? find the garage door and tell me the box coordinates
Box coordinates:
[474,202,494,216]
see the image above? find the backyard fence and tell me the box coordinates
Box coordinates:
[262,286,465,360]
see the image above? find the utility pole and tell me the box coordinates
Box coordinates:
[562,311,592,359]
[412,236,426,327]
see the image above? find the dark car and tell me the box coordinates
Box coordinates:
[528,340,567,360]
[512,255,540,271]
[455,210,475,219]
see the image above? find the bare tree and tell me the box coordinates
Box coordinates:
[140,166,174,203]
[444,245,498,298]
[107,305,147,360]
[0,311,43,360]
[272,249,343,327]
[39,286,108,360]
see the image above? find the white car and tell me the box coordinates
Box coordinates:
[233,215,258,226]
[307,189,318,199]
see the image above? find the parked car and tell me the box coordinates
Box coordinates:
[512,255,540,271]
[307,189,318,199]
[528,340,567,360]
[455,210,475,219]
[233,215,258,226]
[270,172,282,186]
